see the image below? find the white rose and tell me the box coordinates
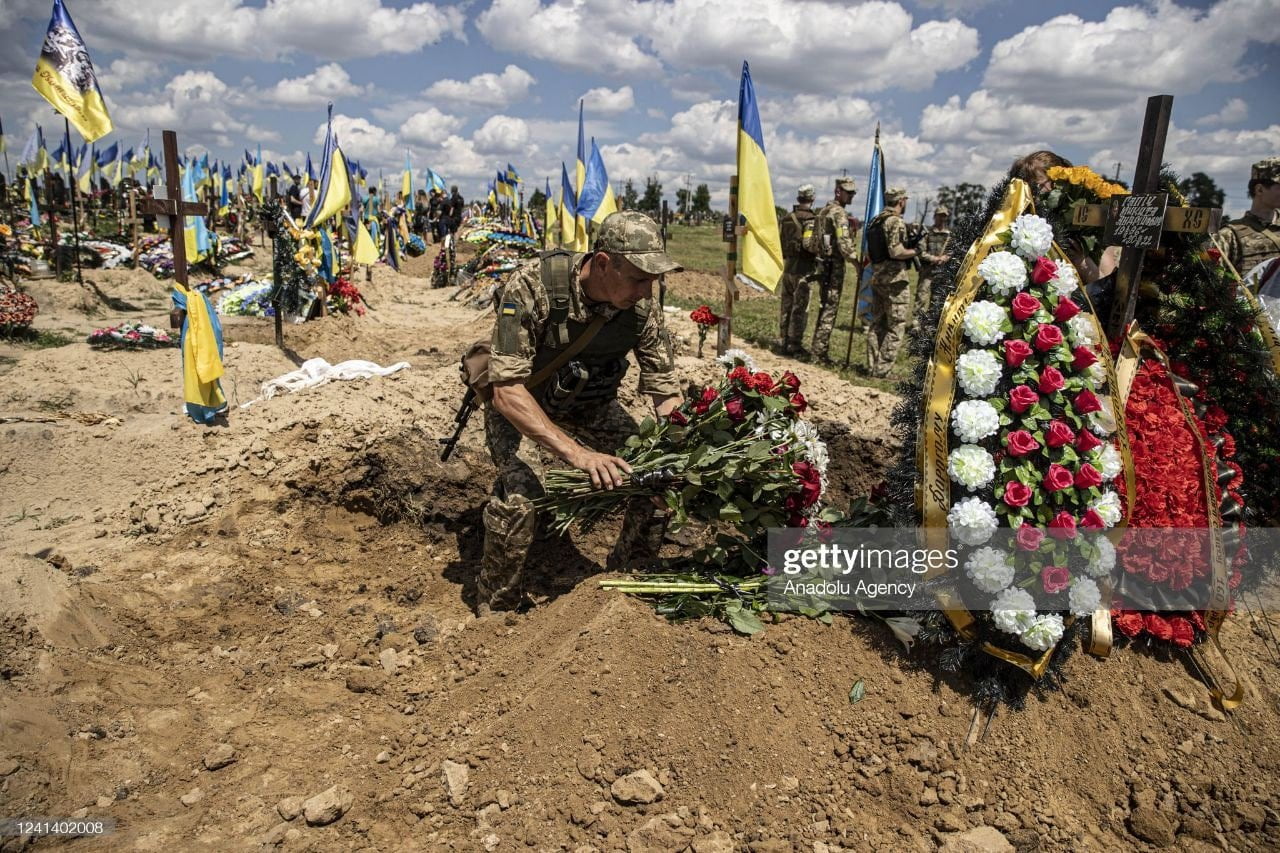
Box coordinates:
[1089,398,1117,436]
[948,497,999,546]
[1067,314,1098,348]
[1009,214,1054,260]
[1085,535,1117,577]
[1090,491,1123,528]
[1087,361,1108,387]
[1020,614,1065,650]
[956,350,1003,397]
[1094,444,1123,481]
[965,546,1014,594]
[991,587,1037,635]
[951,400,1000,444]
[1068,576,1102,617]
[963,300,1008,346]
[949,445,996,491]
[977,251,1028,296]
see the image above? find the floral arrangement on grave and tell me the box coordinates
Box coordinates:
[689,305,720,358]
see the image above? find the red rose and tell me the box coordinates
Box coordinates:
[1073,388,1102,414]
[1074,463,1102,488]
[668,410,689,426]
[1041,565,1070,594]
[1071,346,1098,371]
[1113,609,1145,638]
[792,461,823,507]
[1003,480,1032,507]
[1039,366,1066,394]
[1043,464,1074,492]
[1075,429,1102,452]
[1144,614,1174,642]
[787,513,809,528]
[1031,256,1058,285]
[1080,509,1106,530]
[725,395,746,422]
[727,366,750,384]
[780,370,801,393]
[1169,616,1195,648]
[1053,297,1081,322]
[789,392,807,414]
[1004,339,1033,367]
[693,386,719,415]
[1011,292,1041,322]
[1016,523,1044,551]
[1006,430,1041,457]
[1045,419,1075,448]
[749,371,775,393]
[1047,510,1078,539]
[1207,247,1222,263]
[1010,385,1040,414]
[1034,323,1064,352]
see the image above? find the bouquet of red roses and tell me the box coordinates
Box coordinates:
[689,304,720,358]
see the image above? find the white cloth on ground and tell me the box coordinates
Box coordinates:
[240,357,410,408]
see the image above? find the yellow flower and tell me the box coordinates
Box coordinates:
[0,224,11,237]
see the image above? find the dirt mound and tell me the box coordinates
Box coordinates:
[665,270,772,306]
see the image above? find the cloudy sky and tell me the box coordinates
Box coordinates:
[0,0,1276,216]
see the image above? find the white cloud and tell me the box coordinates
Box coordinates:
[100,59,163,93]
[399,108,466,147]
[259,63,368,108]
[1195,97,1248,126]
[315,114,397,162]
[423,65,537,109]
[920,89,1135,147]
[984,0,1280,108]
[476,0,662,76]
[110,70,281,148]
[577,85,634,115]
[472,115,532,155]
[767,95,878,133]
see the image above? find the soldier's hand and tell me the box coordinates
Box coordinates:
[568,449,632,490]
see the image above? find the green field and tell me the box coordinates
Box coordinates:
[664,225,920,392]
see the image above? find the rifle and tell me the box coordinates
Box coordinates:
[439,386,479,461]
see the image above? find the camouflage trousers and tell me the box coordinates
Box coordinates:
[478,400,667,610]
[810,261,845,360]
[912,267,937,327]
[866,276,911,378]
[778,261,818,353]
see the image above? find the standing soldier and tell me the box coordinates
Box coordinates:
[1215,158,1280,278]
[913,205,952,328]
[808,176,859,365]
[863,186,917,378]
[777,184,819,357]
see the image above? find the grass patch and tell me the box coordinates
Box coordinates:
[1,327,78,348]
[666,224,730,274]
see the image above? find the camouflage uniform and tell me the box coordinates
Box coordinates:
[865,188,913,378]
[778,185,819,354]
[479,212,681,611]
[914,210,951,324]
[810,177,860,361]
[1216,158,1280,277]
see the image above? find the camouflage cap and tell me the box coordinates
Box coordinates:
[1252,158,1280,183]
[835,177,857,193]
[593,211,683,275]
[797,183,816,201]
[884,186,908,203]
[934,205,951,217]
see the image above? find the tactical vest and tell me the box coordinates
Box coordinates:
[865,212,892,264]
[781,208,816,261]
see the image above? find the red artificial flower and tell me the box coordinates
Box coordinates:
[1011,292,1041,322]
[1076,429,1102,452]
[1190,611,1206,632]
[789,392,807,414]
[787,513,810,528]
[1073,388,1102,414]
[1004,339,1033,367]
[1075,463,1103,488]
[1080,509,1106,530]
[1039,366,1066,394]
[1054,297,1081,322]
[1045,419,1075,448]
[1113,609,1145,638]
[1041,565,1070,594]
[792,461,823,507]
[748,371,776,393]
[1169,616,1195,648]
[668,410,689,426]
[1003,480,1032,508]
[1034,323,1064,352]
[1047,510,1078,540]
[693,386,719,415]
[1071,346,1098,371]
[1006,430,1041,457]
[1016,523,1045,552]
[690,305,720,326]
[1031,256,1058,285]
[779,370,801,393]
[1206,247,1223,263]
[1202,405,1228,432]
[725,395,746,422]
[727,366,750,384]
[1144,614,1174,642]
[1010,385,1040,414]
[1044,464,1074,492]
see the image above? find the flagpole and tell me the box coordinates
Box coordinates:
[62,117,83,283]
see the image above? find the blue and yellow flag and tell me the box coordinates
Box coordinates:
[578,138,617,226]
[305,105,352,229]
[251,144,264,202]
[0,115,6,155]
[305,151,315,183]
[32,0,112,143]
[506,163,520,185]
[735,61,782,291]
[543,177,557,249]
[353,219,378,265]
[181,160,211,263]
[401,150,412,202]
[575,101,586,196]
[22,125,48,174]
[559,163,578,248]
[860,126,885,263]
[172,285,227,425]
[28,178,42,227]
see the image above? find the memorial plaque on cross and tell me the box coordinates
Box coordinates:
[139,130,209,288]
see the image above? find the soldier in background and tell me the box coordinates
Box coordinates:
[1216,158,1280,278]
[912,205,952,328]
[808,176,859,365]
[863,186,917,378]
[777,184,819,357]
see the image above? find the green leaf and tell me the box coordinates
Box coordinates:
[727,607,765,635]
[719,503,743,522]
[748,440,772,460]
[848,679,866,704]
[639,416,656,438]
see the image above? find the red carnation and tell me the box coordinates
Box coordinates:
[1073,388,1102,414]
[1016,523,1044,551]
[1169,616,1195,648]
[1011,292,1041,322]
[1041,565,1070,594]
[1075,463,1103,488]
[1003,480,1033,507]
[780,370,801,393]
[1076,428,1102,452]
[1004,339,1033,367]
[1039,366,1066,394]
[1006,430,1041,457]
[1045,419,1075,448]
[727,366,750,384]
[725,395,746,422]
[748,371,775,393]
[1044,464,1074,492]
[789,392,807,414]
[690,305,720,326]
[1034,323,1064,352]
[693,386,719,415]
[1010,385,1040,414]
[1031,256,1058,285]
[1113,609,1145,638]
[1054,297,1081,322]
[1071,346,1098,371]
[1145,614,1174,642]
[668,410,689,426]
[1080,509,1106,530]
[1047,510,1078,540]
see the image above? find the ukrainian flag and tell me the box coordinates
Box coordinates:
[735,61,783,291]
[578,138,617,226]
[575,101,586,195]
[559,163,578,248]
[543,176,557,249]
[32,0,112,143]
[251,144,264,202]
[172,284,227,425]
[401,150,412,202]
[305,104,352,230]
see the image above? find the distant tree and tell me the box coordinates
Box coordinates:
[936,183,987,223]
[528,187,546,212]
[676,187,691,217]
[1177,172,1225,210]
[621,179,639,211]
[692,183,712,218]
[639,176,663,217]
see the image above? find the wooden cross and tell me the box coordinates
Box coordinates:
[139,130,210,288]
[121,189,143,268]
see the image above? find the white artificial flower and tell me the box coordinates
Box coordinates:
[1094,444,1122,481]
[883,616,923,652]
[1085,536,1117,577]
[991,587,1037,635]
[1068,576,1102,617]
[1090,491,1123,528]
[956,349,1003,397]
[949,445,996,491]
[948,496,999,546]
[716,348,755,371]
[965,546,1014,594]
[1087,362,1108,387]
[1067,314,1098,348]
[951,400,1000,444]
[1089,398,1117,436]
[1048,261,1080,298]
[1009,214,1054,260]
[963,300,1008,346]
[1020,614,1065,651]
[977,251,1028,296]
